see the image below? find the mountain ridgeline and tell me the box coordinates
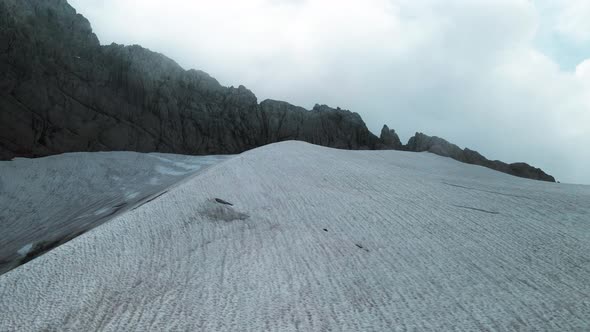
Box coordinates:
[0,0,555,182]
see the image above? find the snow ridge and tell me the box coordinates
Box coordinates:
[0,141,589,331]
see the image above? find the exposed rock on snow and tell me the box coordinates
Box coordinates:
[215,198,234,206]
[0,141,588,331]
[201,199,249,222]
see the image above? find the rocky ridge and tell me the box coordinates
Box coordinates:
[405,133,555,182]
[0,0,555,182]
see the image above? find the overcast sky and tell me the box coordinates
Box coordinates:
[69,0,590,184]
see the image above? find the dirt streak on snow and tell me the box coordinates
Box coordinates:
[0,141,589,331]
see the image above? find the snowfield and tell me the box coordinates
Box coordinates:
[1,141,589,331]
[0,152,229,274]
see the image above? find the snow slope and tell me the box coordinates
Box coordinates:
[0,152,229,274]
[1,141,589,331]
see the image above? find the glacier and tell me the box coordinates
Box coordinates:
[0,141,589,331]
[0,152,230,275]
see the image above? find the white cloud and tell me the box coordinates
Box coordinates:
[576,58,590,79]
[555,0,590,43]
[69,0,590,184]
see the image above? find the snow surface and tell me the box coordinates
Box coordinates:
[1,141,589,331]
[0,152,229,274]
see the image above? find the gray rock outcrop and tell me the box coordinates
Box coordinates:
[0,0,380,158]
[0,0,556,182]
[380,125,403,150]
[404,133,556,182]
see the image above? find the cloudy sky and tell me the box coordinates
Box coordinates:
[69,0,590,184]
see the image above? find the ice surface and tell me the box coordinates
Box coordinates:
[155,165,191,176]
[93,207,112,216]
[125,192,139,200]
[0,141,589,331]
[16,244,32,257]
[0,151,230,274]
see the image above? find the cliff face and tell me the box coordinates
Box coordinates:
[0,0,380,159]
[0,0,555,182]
